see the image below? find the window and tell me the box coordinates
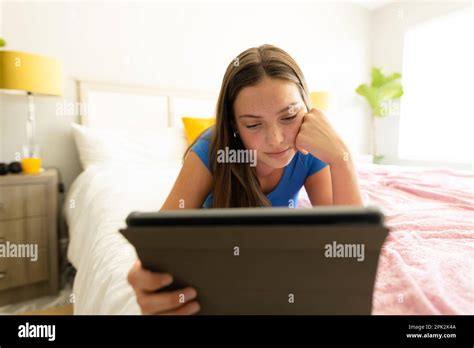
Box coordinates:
[398,9,472,164]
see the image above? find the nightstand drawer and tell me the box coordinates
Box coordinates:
[0,249,49,290]
[0,186,23,220]
[0,217,49,249]
[0,169,59,304]
[0,184,47,220]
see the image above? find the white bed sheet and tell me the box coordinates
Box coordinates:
[65,163,182,314]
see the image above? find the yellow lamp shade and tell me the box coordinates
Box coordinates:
[309,91,330,111]
[0,50,63,95]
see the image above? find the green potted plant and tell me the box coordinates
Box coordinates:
[356,67,403,164]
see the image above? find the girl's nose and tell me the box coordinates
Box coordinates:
[266,126,284,146]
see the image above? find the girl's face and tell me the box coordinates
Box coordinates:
[233,76,307,170]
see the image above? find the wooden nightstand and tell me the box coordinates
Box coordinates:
[0,169,59,306]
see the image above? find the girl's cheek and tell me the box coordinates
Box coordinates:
[240,132,261,151]
[250,136,264,150]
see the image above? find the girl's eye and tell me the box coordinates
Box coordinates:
[246,124,261,129]
[282,115,297,121]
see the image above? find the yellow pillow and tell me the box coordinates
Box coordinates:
[182,117,215,144]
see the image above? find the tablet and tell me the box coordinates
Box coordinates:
[120,206,389,315]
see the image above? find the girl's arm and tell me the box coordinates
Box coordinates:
[297,108,363,207]
[129,151,210,315]
[304,166,333,206]
[304,153,363,206]
[327,153,363,206]
[160,151,212,210]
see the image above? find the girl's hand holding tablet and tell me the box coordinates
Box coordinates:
[127,260,200,315]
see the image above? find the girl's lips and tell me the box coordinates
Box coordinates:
[265,148,290,158]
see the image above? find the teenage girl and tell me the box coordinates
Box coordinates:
[127,44,363,314]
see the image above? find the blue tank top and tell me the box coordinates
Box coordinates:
[191,128,328,208]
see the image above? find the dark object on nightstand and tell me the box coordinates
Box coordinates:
[8,161,22,174]
[0,163,7,175]
[0,161,23,175]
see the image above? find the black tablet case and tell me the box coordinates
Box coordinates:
[120,207,389,315]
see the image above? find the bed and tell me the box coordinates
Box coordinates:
[64,80,474,314]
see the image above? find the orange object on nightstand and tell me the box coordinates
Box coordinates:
[21,157,41,174]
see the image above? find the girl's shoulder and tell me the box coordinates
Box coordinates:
[190,127,214,170]
[201,126,214,140]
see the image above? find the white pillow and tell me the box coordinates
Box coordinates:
[71,123,188,169]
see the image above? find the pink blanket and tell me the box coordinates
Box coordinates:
[299,163,474,314]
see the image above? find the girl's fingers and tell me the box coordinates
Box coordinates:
[295,134,309,155]
[160,301,201,315]
[128,261,174,292]
[295,113,309,155]
[138,286,198,314]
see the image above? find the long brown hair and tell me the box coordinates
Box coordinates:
[183,44,311,208]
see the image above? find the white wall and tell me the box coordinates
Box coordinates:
[371,0,471,168]
[0,1,372,189]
